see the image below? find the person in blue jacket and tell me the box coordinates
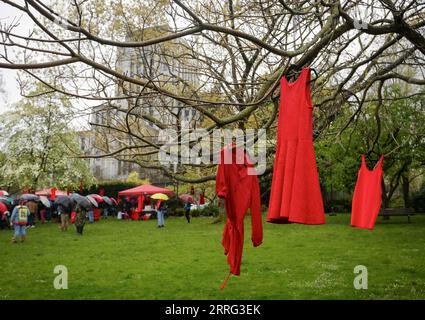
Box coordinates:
[10,200,30,243]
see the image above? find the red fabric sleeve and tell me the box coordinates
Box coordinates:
[250,176,263,247]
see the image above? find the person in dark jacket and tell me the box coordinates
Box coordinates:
[26,200,38,228]
[184,201,191,223]
[74,204,87,235]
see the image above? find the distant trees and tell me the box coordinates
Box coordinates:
[0,93,95,192]
[316,82,425,208]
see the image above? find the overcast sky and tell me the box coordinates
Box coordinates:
[0,1,93,131]
[0,1,36,114]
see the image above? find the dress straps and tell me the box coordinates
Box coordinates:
[361,154,366,168]
[304,67,310,84]
[362,154,384,170]
[283,67,308,86]
[376,155,384,168]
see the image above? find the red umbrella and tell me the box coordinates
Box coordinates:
[110,197,118,205]
[179,194,195,203]
[0,190,9,196]
[0,201,8,213]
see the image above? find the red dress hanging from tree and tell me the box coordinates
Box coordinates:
[267,67,325,225]
[351,155,384,230]
[216,145,263,288]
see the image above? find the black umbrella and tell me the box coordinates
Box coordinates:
[102,196,114,206]
[54,195,73,211]
[39,196,51,208]
[70,193,92,210]
[20,194,40,202]
[86,195,99,208]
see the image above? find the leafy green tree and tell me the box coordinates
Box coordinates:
[126,171,150,185]
[316,83,425,209]
[0,96,95,192]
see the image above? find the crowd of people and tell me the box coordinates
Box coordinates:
[0,197,95,240]
[0,193,191,242]
[1,198,60,230]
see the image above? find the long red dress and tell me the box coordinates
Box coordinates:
[351,155,384,230]
[216,145,263,288]
[267,67,325,224]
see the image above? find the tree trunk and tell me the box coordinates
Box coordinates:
[402,174,411,208]
[381,180,390,220]
[382,179,390,208]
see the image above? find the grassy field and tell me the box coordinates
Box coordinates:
[0,213,424,300]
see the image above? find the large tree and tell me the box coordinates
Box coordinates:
[0,0,424,183]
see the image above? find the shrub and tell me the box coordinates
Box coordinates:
[173,208,185,217]
[167,197,185,216]
[200,205,220,217]
[190,209,201,217]
[412,186,425,212]
[324,199,351,213]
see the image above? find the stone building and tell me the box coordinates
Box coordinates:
[79,25,201,183]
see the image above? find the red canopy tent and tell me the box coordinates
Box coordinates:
[118,184,174,220]
[35,188,68,197]
[118,184,174,196]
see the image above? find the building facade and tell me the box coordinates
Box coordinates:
[79,25,200,183]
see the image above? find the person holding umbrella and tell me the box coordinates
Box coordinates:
[26,200,38,228]
[37,196,50,225]
[102,196,113,219]
[156,200,167,228]
[70,193,95,235]
[55,195,73,232]
[151,193,169,228]
[179,194,194,223]
[184,201,191,223]
[74,203,86,235]
[19,194,40,228]
[9,200,30,243]
[57,204,70,232]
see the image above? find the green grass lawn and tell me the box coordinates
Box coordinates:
[1,213,424,300]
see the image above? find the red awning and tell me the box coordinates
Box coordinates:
[35,188,68,197]
[118,184,174,197]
